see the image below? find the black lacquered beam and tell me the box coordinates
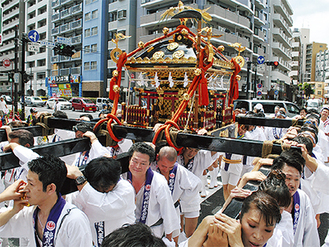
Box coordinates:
[236,116,305,128]
[0,136,106,171]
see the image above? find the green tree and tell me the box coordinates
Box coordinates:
[300,82,314,97]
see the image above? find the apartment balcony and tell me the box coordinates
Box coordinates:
[52,0,60,9]
[254,15,265,27]
[324,86,329,91]
[289,70,298,77]
[60,55,71,62]
[3,20,19,32]
[272,0,293,26]
[291,42,300,48]
[61,0,74,5]
[272,28,291,48]
[291,51,299,57]
[4,8,19,21]
[255,0,266,9]
[273,56,291,71]
[206,4,251,33]
[253,30,265,43]
[60,68,70,76]
[51,27,60,35]
[272,42,291,60]
[71,20,82,30]
[71,3,82,15]
[51,56,60,63]
[141,0,189,9]
[60,8,71,19]
[71,66,81,75]
[71,35,82,45]
[290,61,299,67]
[51,70,59,76]
[52,13,60,22]
[272,13,292,38]
[59,23,70,34]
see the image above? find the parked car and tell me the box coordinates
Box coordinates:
[96,98,110,111]
[46,98,72,110]
[1,95,12,104]
[305,99,323,113]
[25,96,45,107]
[233,100,300,118]
[71,98,97,112]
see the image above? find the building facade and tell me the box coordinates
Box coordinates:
[305,42,327,82]
[267,0,293,100]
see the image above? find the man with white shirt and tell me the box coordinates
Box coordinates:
[0,155,93,247]
[151,146,201,241]
[122,142,180,242]
[271,150,320,247]
[66,157,135,247]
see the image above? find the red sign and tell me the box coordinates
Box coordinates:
[131,73,134,79]
[2,58,10,68]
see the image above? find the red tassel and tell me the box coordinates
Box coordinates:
[109,77,117,100]
[228,59,241,105]
[199,76,209,106]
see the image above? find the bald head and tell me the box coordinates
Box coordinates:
[158,146,177,163]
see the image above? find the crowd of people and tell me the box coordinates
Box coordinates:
[0,103,328,246]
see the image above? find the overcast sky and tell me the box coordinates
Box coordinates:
[289,0,329,44]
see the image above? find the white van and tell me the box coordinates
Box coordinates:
[305,99,323,112]
[96,98,110,111]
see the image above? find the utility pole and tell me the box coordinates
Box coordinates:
[246,61,251,100]
[254,64,258,98]
[14,26,18,113]
[18,0,25,120]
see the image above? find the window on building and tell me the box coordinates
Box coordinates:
[91,61,97,70]
[108,30,117,40]
[92,10,98,19]
[118,10,126,19]
[85,0,91,4]
[318,91,321,95]
[109,0,117,3]
[91,44,97,52]
[84,62,90,70]
[85,28,91,37]
[84,45,90,53]
[109,11,117,22]
[38,5,47,15]
[118,30,126,36]
[28,10,36,19]
[91,27,98,36]
[37,19,46,28]
[28,24,36,31]
[28,61,35,68]
[37,59,46,67]
[318,84,322,88]
[85,12,91,21]
[37,72,45,80]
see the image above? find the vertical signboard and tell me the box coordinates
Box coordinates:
[0,7,2,45]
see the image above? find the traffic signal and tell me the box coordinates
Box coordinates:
[265,61,279,68]
[53,44,75,56]
[23,73,33,83]
[8,72,14,83]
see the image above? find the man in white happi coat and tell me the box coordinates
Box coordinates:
[151,146,201,242]
[264,110,288,141]
[2,129,39,184]
[122,142,180,243]
[71,122,109,167]
[271,149,319,247]
[66,157,135,247]
[0,155,93,247]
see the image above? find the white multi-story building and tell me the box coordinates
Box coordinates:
[267,0,293,100]
[26,0,52,96]
[289,28,302,85]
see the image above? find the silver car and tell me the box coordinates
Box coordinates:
[46,98,72,110]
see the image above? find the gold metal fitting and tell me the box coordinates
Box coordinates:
[218,45,225,52]
[112,70,119,77]
[236,75,241,81]
[163,27,169,35]
[181,28,188,36]
[194,68,202,76]
[113,85,120,93]
[183,93,190,101]
[138,41,145,48]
